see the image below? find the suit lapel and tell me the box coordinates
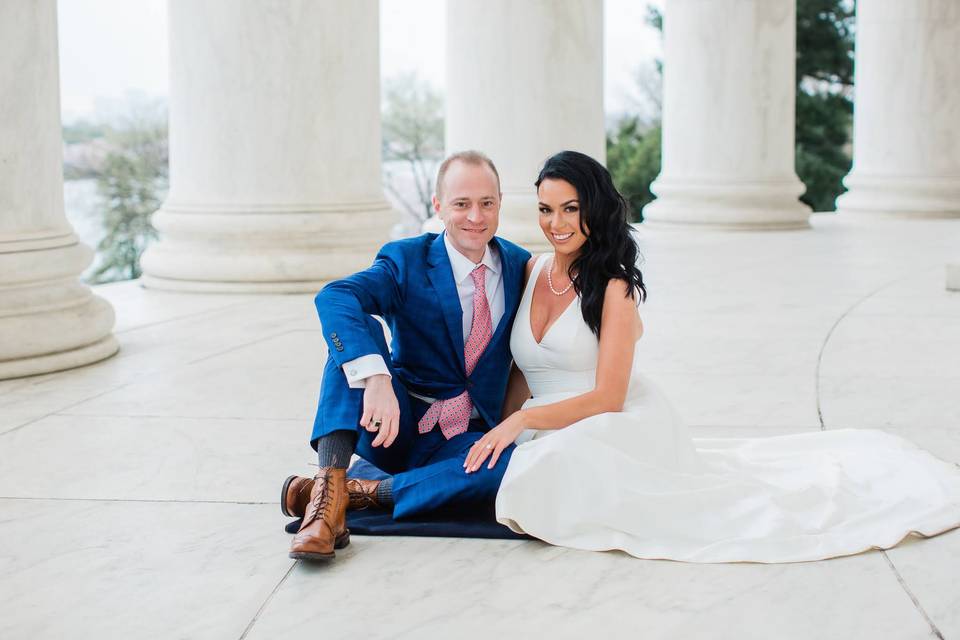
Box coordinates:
[426,234,466,373]
[489,237,520,346]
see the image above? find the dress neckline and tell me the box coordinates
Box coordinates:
[527,254,579,346]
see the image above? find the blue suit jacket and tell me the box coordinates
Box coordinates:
[315,233,531,429]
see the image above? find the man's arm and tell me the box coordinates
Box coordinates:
[315,247,404,369]
[315,246,406,447]
[341,353,391,389]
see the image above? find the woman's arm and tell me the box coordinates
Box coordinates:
[464,278,642,472]
[519,278,641,430]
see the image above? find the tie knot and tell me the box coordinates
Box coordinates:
[471,264,487,287]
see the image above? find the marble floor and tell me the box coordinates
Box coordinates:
[1,213,959,639]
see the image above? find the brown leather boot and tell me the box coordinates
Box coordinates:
[280,475,314,517]
[346,477,384,511]
[288,468,350,561]
[283,475,384,517]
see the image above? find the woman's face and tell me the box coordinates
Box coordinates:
[538,178,588,258]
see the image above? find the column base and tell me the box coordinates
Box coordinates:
[948,263,960,292]
[0,335,119,380]
[0,238,119,380]
[836,174,960,218]
[643,178,811,230]
[497,193,552,251]
[421,216,444,234]
[141,200,395,292]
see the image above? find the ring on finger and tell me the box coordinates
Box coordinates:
[485,444,493,450]
[372,419,382,429]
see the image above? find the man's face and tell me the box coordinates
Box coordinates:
[432,161,500,262]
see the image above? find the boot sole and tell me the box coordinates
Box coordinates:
[280,474,298,518]
[288,530,350,561]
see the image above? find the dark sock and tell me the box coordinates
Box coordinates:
[316,430,357,469]
[377,477,394,507]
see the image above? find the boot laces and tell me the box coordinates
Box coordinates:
[349,480,379,510]
[305,469,337,525]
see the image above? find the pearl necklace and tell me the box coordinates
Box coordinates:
[547,258,574,296]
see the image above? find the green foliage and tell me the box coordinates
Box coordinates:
[795,0,855,211]
[62,119,110,145]
[645,4,663,32]
[63,120,114,180]
[89,110,168,284]
[606,118,661,222]
[381,73,444,223]
[606,6,664,221]
[796,91,853,211]
[797,0,854,86]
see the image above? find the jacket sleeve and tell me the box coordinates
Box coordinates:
[314,245,405,367]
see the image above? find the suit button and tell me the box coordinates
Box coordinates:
[336,346,344,352]
[331,332,338,338]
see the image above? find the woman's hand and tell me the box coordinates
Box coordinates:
[463,411,527,473]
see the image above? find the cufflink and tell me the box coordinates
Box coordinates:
[349,369,357,376]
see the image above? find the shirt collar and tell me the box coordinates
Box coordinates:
[443,232,500,285]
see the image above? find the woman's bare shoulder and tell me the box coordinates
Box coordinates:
[603,278,644,338]
[523,254,542,285]
[604,277,635,300]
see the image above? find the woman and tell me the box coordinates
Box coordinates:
[462,150,960,563]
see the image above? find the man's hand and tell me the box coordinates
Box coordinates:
[360,374,400,447]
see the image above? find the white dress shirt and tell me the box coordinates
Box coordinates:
[342,233,505,388]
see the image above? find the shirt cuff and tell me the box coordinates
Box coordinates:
[342,354,391,389]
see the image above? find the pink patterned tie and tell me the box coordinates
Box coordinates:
[419,264,492,439]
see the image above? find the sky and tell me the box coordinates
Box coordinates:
[57,0,662,124]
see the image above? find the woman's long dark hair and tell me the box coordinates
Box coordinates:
[535,150,646,338]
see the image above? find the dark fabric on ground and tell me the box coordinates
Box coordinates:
[284,458,532,541]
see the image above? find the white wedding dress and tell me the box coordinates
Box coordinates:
[496,255,960,562]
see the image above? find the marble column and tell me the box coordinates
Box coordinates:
[644,0,811,229]
[141,0,393,292]
[0,0,117,380]
[836,0,960,218]
[442,0,605,247]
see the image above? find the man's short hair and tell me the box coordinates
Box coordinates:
[435,150,501,200]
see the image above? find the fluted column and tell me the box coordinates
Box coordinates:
[836,0,960,218]
[644,0,810,229]
[141,0,393,292]
[0,0,117,380]
[443,0,605,247]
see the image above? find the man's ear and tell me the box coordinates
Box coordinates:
[432,195,441,214]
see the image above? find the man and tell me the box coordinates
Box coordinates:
[283,151,531,561]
